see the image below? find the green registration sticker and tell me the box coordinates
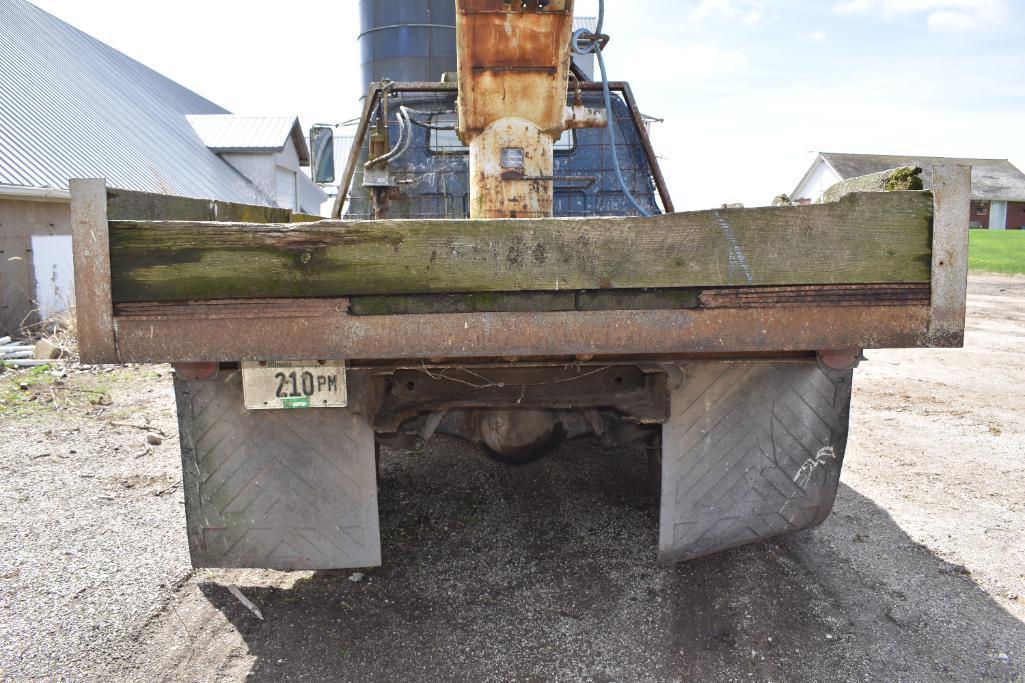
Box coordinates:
[282,397,310,409]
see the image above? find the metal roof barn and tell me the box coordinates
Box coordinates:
[187,115,311,164]
[0,0,270,204]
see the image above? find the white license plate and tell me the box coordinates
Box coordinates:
[241,361,347,410]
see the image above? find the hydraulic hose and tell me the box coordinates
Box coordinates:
[402,106,458,131]
[571,0,652,217]
[365,106,412,169]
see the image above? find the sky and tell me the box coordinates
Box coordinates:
[29,0,1025,210]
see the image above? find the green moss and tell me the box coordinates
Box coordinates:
[885,167,925,192]
[348,289,703,314]
[576,289,700,310]
[350,291,577,315]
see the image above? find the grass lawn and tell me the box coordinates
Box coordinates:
[969,229,1025,274]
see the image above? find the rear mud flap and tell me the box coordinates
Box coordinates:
[175,370,381,570]
[658,362,852,563]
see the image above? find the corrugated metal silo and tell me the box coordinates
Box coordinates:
[358,0,457,93]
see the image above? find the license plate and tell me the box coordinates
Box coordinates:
[241,361,347,410]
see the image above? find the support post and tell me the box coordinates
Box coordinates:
[70,178,117,363]
[928,165,971,346]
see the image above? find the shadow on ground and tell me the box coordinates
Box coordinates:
[196,436,1023,681]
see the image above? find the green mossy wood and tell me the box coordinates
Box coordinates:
[107,191,933,303]
[347,289,701,315]
[818,167,925,204]
[106,188,320,223]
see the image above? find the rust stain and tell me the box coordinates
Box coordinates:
[456,0,577,219]
[458,0,573,135]
[111,302,934,364]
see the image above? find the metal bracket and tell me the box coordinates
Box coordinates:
[500,170,598,188]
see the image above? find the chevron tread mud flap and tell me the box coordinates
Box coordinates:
[658,361,853,563]
[174,370,381,570]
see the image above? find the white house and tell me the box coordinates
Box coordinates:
[187,116,325,214]
[0,0,326,334]
[792,153,1025,230]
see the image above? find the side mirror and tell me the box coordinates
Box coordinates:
[310,125,335,184]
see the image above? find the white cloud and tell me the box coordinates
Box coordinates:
[833,0,873,12]
[689,0,765,25]
[611,39,748,83]
[833,0,1009,31]
[805,29,828,41]
[625,47,1025,209]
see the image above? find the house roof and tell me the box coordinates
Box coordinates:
[0,0,269,204]
[187,115,311,165]
[813,153,1025,201]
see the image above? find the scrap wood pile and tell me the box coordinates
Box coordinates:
[0,335,63,368]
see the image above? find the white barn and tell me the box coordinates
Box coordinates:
[792,153,1025,230]
[0,0,326,334]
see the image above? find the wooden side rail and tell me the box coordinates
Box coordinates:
[70,167,970,364]
[106,191,933,302]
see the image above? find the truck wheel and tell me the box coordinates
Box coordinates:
[658,361,853,563]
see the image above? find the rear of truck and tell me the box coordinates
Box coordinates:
[68,0,970,570]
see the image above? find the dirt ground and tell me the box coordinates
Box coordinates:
[1,274,1023,681]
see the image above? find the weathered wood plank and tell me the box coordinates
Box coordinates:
[115,284,928,318]
[349,292,577,315]
[348,289,700,315]
[818,167,924,204]
[106,188,293,223]
[107,191,933,303]
[70,179,118,363]
[106,188,319,223]
[576,289,700,311]
[698,283,929,308]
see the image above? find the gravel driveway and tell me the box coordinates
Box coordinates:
[2,275,1023,681]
